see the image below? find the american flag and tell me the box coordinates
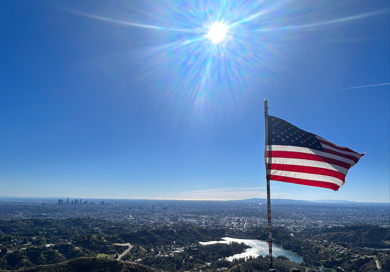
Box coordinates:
[266,115,365,191]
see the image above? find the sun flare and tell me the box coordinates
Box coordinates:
[207,22,228,43]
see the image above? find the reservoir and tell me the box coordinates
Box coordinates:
[200,237,303,264]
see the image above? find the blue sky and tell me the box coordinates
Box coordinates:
[0,0,389,202]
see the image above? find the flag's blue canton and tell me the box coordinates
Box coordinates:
[267,115,324,151]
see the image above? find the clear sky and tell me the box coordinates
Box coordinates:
[0,0,389,202]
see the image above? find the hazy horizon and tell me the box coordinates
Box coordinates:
[1,194,388,204]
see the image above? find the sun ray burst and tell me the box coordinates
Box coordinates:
[60,0,387,128]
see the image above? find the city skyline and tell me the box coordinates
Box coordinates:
[0,0,389,202]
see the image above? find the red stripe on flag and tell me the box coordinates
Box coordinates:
[267,151,352,169]
[322,148,360,163]
[317,138,363,155]
[267,175,341,191]
[266,164,346,182]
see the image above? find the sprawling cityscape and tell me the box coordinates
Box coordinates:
[0,198,389,271]
[1,198,389,232]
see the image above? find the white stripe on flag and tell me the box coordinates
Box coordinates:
[267,145,355,166]
[267,170,345,187]
[265,157,348,175]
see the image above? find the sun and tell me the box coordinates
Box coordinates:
[207,22,228,44]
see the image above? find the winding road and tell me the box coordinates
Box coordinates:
[114,243,133,261]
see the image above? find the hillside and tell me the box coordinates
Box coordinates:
[300,225,390,249]
[18,257,157,272]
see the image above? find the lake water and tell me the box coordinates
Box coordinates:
[200,237,303,264]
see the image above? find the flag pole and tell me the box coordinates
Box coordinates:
[264,99,274,271]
